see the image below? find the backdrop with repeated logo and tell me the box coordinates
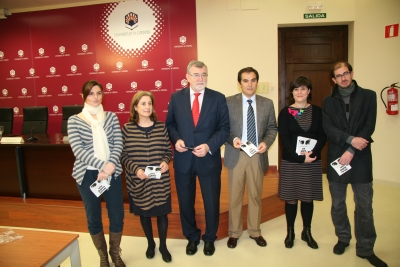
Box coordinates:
[0,0,197,134]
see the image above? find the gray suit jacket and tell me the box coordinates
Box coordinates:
[224,93,278,173]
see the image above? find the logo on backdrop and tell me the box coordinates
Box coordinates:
[100,1,164,58]
[82,44,88,52]
[166,58,173,67]
[94,63,100,72]
[175,36,193,48]
[18,50,24,58]
[62,86,68,94]
[142,60,148,68]
[71,65,77,73]
[2,89,8,96]
[181,79,188,88]
[118,103,125,111]
[155,80,162,89]
[42,87,47,95]
[14,107,19,115]
[125,12,138,30]
[39,48,44,56]
[131,82,137,90]
[116,62,123,70]
[29,68,35,76]
[50,67,56,75]
[53,106,59,113]
[106,83,113,91]
[180,36,186,45]
[59,46,66,54]
[0,51,4,59]
[21,88,27,96]
[10,70,16,77]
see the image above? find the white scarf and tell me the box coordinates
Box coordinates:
[82,103,110,166]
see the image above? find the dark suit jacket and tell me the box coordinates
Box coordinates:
[224,94,278,173]
[166,87,230,176]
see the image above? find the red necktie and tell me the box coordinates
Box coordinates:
[192,93,201,126]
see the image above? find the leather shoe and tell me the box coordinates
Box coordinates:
[146,244,155,259]
[203,241,215,256]
[357,254,388,267]
[159,248,172,263]
[250,236,267,247]
[186,240,200,255]
[333,241,349,255]
[227,237,238,248]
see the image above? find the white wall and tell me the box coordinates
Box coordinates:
[196,0,400,183]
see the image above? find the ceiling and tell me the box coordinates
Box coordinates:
[0,0,115,13]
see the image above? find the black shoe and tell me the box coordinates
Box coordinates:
[159,247,172,263]
[284,227,295,248]
[333,241,349,255]
[301,227,318,249]
[357,254,388,267]
[186,240,200,255]
[203,241,215,256]
[146,242,156,259]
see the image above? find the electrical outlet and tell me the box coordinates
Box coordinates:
[257,82,269,94]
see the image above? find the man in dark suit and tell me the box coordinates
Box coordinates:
[224,67,277,249]
[166,60,230,256]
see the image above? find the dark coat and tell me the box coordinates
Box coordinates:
[322,80,376,184]
[165,87,230,176]
[278,105,326,163]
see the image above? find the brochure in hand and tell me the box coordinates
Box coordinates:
[330,158,352,176]
[145,166,162,179]
[90,179,110,197]
[296,136,317,155]
[240,140,258,157]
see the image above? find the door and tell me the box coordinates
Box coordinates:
[278,25,348,172]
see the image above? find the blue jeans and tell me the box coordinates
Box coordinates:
[329,182,376,256]
[77,170,124,235]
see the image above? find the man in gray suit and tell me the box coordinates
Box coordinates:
[224,67,278,248]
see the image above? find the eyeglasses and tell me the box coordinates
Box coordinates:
[188,73,208,79]
[334,71,351,79]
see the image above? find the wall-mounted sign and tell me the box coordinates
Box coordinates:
[304,13,326,19]
[385,24,399,38]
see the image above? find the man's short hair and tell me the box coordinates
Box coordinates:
[238,67,259,83]
[331,61,353,78]
[187,60,208,74]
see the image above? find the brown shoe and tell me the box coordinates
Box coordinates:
[250,236,267,247]
[227,237,238,248]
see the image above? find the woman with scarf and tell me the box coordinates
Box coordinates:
[68,80,125,267]
[278,76,326,250]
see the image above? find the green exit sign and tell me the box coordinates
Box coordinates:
[304,13,326,19]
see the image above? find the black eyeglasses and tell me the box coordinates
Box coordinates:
[334,71,351,79]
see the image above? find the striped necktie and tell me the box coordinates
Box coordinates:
[247,99,257,145]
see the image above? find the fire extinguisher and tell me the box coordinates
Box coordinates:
[380,82,399,115]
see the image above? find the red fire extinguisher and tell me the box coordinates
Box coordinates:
[380,82,399,115]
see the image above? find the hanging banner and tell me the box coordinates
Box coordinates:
[0,0,198,134]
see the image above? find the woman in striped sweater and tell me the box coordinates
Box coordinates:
[121,91,172,262]
[278,76,326,250]
[68,80,125,267]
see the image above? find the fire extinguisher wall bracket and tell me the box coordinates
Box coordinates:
[380,82,399,115]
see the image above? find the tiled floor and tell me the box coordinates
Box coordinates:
[3,177,399,267]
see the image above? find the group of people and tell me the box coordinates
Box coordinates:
[67,60,387,267]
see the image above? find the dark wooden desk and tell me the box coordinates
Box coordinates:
[0,134,129,201]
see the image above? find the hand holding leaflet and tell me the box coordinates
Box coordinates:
[296,136,317,155]
[330,158,352,176]
[240,140,258,157]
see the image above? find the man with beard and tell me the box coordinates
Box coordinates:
[166,60,230,256]
[322,61,387,267]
